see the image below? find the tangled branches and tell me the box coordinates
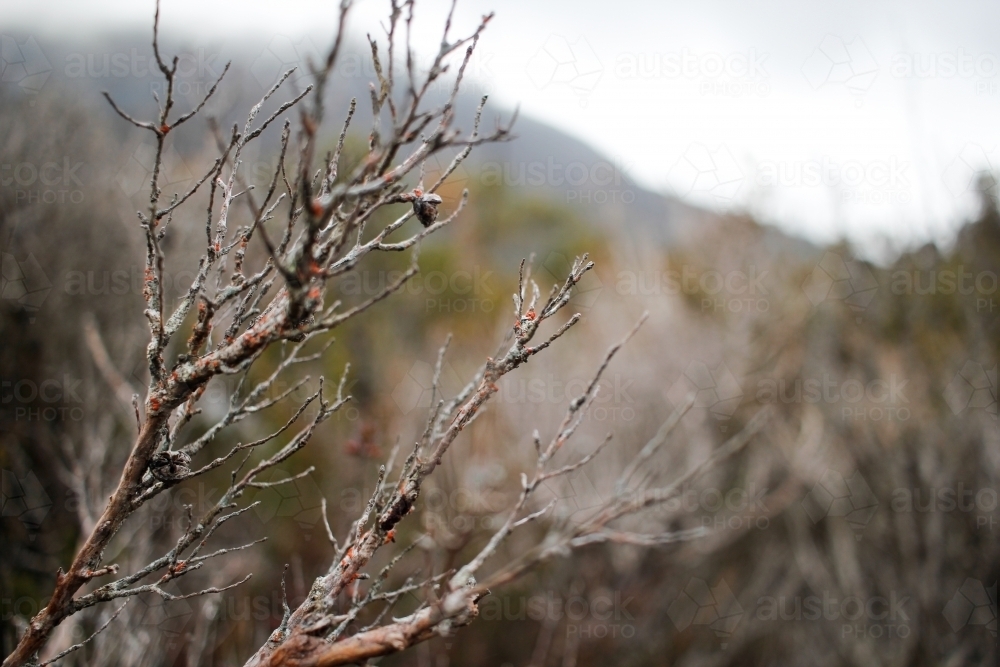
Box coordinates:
[2,2,768,666]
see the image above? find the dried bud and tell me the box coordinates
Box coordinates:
[148,450,192,482]
[410,189,443,227]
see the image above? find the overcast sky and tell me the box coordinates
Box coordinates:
[5,0,1000,253]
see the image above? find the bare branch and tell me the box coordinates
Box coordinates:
[39,601,128,666]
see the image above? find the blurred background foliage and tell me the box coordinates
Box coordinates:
[1,29,998,667]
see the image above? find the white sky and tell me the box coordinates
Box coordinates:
[5,0,1000,251]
